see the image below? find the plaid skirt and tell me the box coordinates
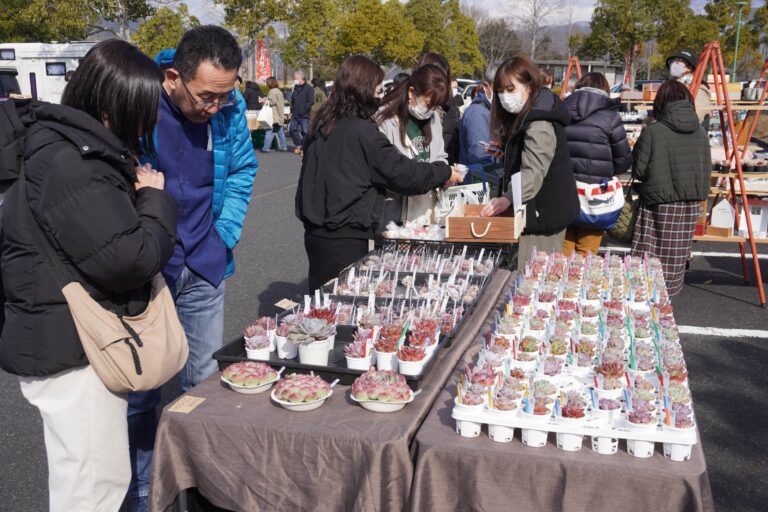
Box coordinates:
[631,201,701,296]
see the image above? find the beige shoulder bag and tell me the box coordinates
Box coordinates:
[20,163,188,393]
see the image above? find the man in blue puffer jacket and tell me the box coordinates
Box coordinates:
[124,26,259,512]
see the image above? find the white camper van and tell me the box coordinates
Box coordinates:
[0,42,97,103]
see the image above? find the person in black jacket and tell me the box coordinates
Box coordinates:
[480,56,580,270]
[562,72,632,256]
[296,55,463,291]
[0,40,177,511]
[289,70,314,154]
[243,80,263,110]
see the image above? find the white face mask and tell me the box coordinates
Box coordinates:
[294,80,300,86]
[452,88,459,97]
[409,100,433,120]
[669,62,687,79]
[499,91,526,114]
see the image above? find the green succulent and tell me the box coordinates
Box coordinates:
[288,318,336,345]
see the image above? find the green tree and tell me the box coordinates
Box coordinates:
[441,0,484,77]
[705,0,761,75]
[278,0,339,79]
[329,0,424,67]
[0,0,95,42]
[214,0,285,41]
[133,3,200,60]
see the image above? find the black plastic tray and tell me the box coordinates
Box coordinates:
[213,325,446,389]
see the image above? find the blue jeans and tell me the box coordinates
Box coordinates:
[263,125,287,151]
[125,267,225,508]
[288,116,310,147]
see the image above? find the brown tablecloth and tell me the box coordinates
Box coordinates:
[410,338,716,512]
[149,270,512,512]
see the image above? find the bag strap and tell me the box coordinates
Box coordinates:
[18,158,75,288]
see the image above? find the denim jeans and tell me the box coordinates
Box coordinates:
[263,125,287,151]
[125,267,225,509]
[288,116,310,147]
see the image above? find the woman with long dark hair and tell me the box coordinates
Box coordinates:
[415,52,461,165]
[296,55,463,291]
[480,56,579,270]
[630,80,710,295]
[0,40,177,510]
[375,63,450,224]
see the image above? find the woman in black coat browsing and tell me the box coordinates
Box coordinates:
[0,40,177,511]
[296,55,463,291]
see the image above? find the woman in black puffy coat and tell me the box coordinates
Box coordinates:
[0,40,177,511]
[562,72,632,256]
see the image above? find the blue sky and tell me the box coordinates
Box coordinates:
[183,1,766,26]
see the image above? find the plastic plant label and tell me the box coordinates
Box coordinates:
[168,395,206,414]
[314,289,321,308]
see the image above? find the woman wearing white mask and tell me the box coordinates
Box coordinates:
[480,56,579,270]
[376,64,451,225]
[666,50,710,128]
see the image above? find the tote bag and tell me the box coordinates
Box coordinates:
[607,179,639,244]
[256,103,274,129]
[20,164,188,393]
[574,177,625,230]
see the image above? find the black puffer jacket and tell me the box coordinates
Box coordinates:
[296,117,451,239]
[0,100,178,377]
[564,88,632,184]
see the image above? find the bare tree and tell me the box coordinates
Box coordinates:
[513,0,561,59]
[477,18,522,66]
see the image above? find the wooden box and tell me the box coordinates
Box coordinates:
[706,225,734,237]
[642,91,656,102]
[446,204,525,243]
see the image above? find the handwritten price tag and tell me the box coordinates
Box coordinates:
[168,395,206,414]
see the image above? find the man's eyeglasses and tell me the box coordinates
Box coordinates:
[180,79,236,109]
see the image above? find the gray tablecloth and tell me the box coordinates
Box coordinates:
[410,336,716,512]
[149,270,512,512]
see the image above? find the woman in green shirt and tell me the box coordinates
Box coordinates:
[375,64,450,225]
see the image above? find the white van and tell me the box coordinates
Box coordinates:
[0,42,97,103]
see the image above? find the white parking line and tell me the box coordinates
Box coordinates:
[678,325,768,338]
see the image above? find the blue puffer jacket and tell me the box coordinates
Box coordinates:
[153,49,259,278]
[564,88,632,184]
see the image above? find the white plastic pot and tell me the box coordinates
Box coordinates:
[488,424,515,443]
[245,347,271,361]
[663,443,693,462]
[275,336,298,359]
[375,350,398,372]
[556,432,583,451]
[521,428,548,447]
[397,358,426,376]
[267,329,276,351]
[326,334,336,352]
[591,436,619,455]
[298,341,330,366]
[345,355,372,371]
[627,439,655,458]
[455,419,482,438]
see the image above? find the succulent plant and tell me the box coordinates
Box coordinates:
[541,356,563,376]
[575,340,595,356]
[223,362,278,387]
[379,323,404,342]
[273,372,331,403]
[244,323,268,339]
[561,391,587,418]
[533,379,556,397]
[460,391,484,406]
[493,395,519,411]
[538,290,557,303]
[598,398,621,411]
[519,336,539,353]
[516,352,536,362]
[466,364,496,388]
[502,376,526,392]
[492,336,511,349]
[276,322,292,338]
[513,294,532,307]
[581,322,598,336]
[549,337,567,356]
[628,402,656,425]
[667,364,688,383]
[633,377,656,401]
[244,335,271,351]
[408,330,432,348]
[671,403,694,428]
[667,382,691,404]
[414,319,439,334]
[581,304,599,318]
[254,316,277,331]
[532,396,552,415]
[375,337,398,353]
[483,350,505,367]
[287,318,336,345]
[397,346,426,362]
[352,369,411,402]
[306,307,336,324]
[509,367,527,379]
[576,353,593,367]
[634,325,652,339]
[344,339,367,358]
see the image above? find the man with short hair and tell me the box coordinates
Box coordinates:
[289,70,313,154]
[459,62,500,167]
[123,25,258,512]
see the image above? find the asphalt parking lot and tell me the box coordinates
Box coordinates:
[1,150,766,511]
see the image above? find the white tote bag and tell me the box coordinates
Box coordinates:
[256,104,274,129]
[574,178,625,230]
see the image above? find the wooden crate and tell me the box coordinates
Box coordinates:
[446,204,525,243]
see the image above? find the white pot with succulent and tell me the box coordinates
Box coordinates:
[288,318,337,366]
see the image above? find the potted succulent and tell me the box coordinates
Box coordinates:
[467,364,496,389]
[627,400,658,430]
[549,337,568,358]
[595,351,625,399]
[271,372,333,412]
[633,376,657,402]
[667,382,691,404]
[579,321,599,341]
[244,335,272,361]
[540,356,563,377]
[454,388,485,412]
[374,336,399,372]
[581,304,599,319]
[519,336,540,354]
[592,397,622,425]
[344,331,373,371]
[288,318,337,366]
[352,368,413,412]
[274,317,299,359]
[557,391,588,451]
[397,346,427,376]
[521,396,553,447]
